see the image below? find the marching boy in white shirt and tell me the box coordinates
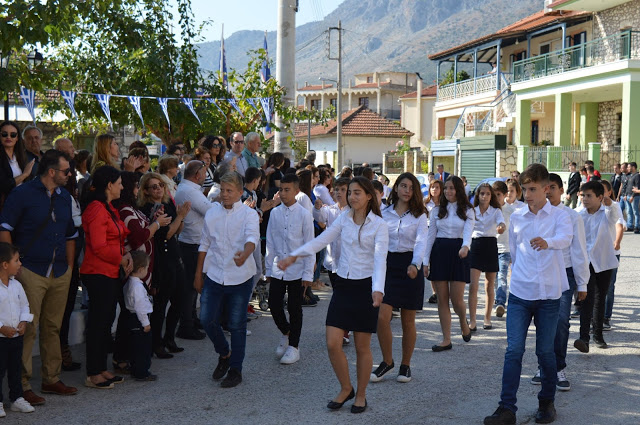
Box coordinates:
[485,164,572,425]
[265,174,314,365]
[573,181,620,353]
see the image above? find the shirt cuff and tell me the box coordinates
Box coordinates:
[19,313,34,323]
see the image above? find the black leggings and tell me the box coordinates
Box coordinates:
[151,260,185,348]
[83,274,120,376]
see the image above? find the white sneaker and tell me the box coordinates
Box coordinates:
[276,334,289,357]
[0,403,5,417]
[280,346,300,364]
[10,397,35,413]
[246,329,252,336]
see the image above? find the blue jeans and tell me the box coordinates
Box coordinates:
[495,252,511,306]
[633,197,640,229]
[500,294,560,413]
[624,196,635,228]
[604,255,620,319]
[554,268,577,371]
[200,276,254,372]
[314,248,326,281]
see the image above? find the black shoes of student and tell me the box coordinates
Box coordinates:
[176,328,206,340]
[428,294,438,304]
[370,361,394,382]
[351,399,367,414]
[573,338,589,353]
[462,332,472,342]
[484,406,516,425]
[431,343,452,352]
[594,336,608,349]
[135,374,158,382]
[153,347,174,359]
[212,355,230,380]
[535,400,556,424]
[220,368,242,388]
[327,387,355,410]
[164,339,185,353]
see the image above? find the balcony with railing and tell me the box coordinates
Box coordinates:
[437,73,512,102]
[513,30,640,83]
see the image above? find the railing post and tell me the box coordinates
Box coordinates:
[588,142,601,170]
[382,153,388,175]
[413,150,419,174]
[403,151,410,173]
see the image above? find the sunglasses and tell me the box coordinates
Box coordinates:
[1,131,18,138]
[54,168,73,175]
[147,183,165,190]
[212,144,222,148]
[233,140,245,144]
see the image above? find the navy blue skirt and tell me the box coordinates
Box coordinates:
[383,251,425,310]
[427,238,471,283]
[326,276,379,333]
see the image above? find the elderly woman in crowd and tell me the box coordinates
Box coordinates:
[157,155,180,198]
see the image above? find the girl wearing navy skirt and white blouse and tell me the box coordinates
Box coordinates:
[423,176,475,352]
[468,183,505,332]
[278,177,388,414]
[371,173,427,384]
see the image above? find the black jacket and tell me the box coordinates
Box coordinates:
[566,171,581,196]
[610,173,622,197]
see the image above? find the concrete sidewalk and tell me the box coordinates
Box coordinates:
[3,237,640,424]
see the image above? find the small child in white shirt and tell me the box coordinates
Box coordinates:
[0,243,35,416]
[123,250,156,381]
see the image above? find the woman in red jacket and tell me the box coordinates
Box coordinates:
[80,166,132,389]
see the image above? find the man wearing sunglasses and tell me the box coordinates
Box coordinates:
[224,132,248,177]
[0,149,79,405]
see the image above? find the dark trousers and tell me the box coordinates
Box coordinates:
[328,272,337,287]
[268,278,304,347]
[178,242,199,332]
[0,336,24,403]
[60,234,83,347]
[151,261,185,349]
[83,274,121,376]
[123,310,152,379]
[113,296,130,363]
[580,264,613,341]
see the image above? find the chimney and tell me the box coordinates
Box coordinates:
[544,0,553,13]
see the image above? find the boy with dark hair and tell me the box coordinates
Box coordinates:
[485,164,572,425]
[574,181,620,353]
[530,174,588,391]
[265,174,314,365]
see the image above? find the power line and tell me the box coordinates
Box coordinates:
[343,28,426,49]
[296,30,328,53]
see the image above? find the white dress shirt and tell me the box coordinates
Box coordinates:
[472,206,505,238]
[383,207,428,267]
[124,276,153,327]
[313,184,335,206]
[313,203,350,272]
[423,203,475,263]
[425,200,437,226]
[509,200,572,300]
[578,204,619,273]
[0,278,33,337]
[176,179,215,245]
[508,200,526,210]
[265,202,315,282]
[295,192,313,214]
[290,210,389,294]
[556,204,589,292]
[199,200,260,285]
[224,151,248,177]
[611,201,626,256]
[497,202,516,254]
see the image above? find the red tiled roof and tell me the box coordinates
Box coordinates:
[352,81,391,89]
[297,84,334,91]
[399,85,438,99]
[290,105,413,140]
[428,10,591,60]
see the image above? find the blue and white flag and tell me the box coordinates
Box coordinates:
[260,31,271,83]
[59,90,78,119]
[127,96,144,128]
[247,98,260,112]
[219,25,228,92]
[19,87,36,124]
[228,98,244,118]
[182,98,201,125]
[157,97,170,131]
[260,97,273,131]
[207,99,226,117]
[94,94,112,128]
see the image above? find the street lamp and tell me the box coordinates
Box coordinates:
[27,49,43,69]
[0,51,10,121]
[318,76,342,169]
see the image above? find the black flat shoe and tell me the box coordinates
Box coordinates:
[351,399,367,414]
[432,343,452,352]
[327,388,355,410]
[484,325,493,330]
[165,340,185,353]
[107,375,124,384]
[153,347,174,359]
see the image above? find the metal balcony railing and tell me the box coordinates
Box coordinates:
[513,30,640,83]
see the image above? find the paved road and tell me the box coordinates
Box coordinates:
[3,236,640,425]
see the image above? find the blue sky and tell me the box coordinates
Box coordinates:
[170,0,345,42]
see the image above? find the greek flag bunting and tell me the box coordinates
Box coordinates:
[59,90,79,119]
[19,87,36,124]
[259,97,273,131]
[127,96,144,128]
[228,98,244,118]
[182,98,201,125]
[207,99,226,117]
[157,97,170,130]
[94,94,112,128]
[247,98,260,112]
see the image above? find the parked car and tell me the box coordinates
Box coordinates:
[469,177,508,204]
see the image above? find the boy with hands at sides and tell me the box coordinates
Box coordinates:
[485,164,572,425]
[0,243,35,416]
[265,174,315,365]
[194,172,260,389]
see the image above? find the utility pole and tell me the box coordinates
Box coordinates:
[275,0,297,157]
[328,21,343,169]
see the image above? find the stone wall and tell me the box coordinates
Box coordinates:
[593,0,640,39]
[496,146,518,176]
[597,100,622,148]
